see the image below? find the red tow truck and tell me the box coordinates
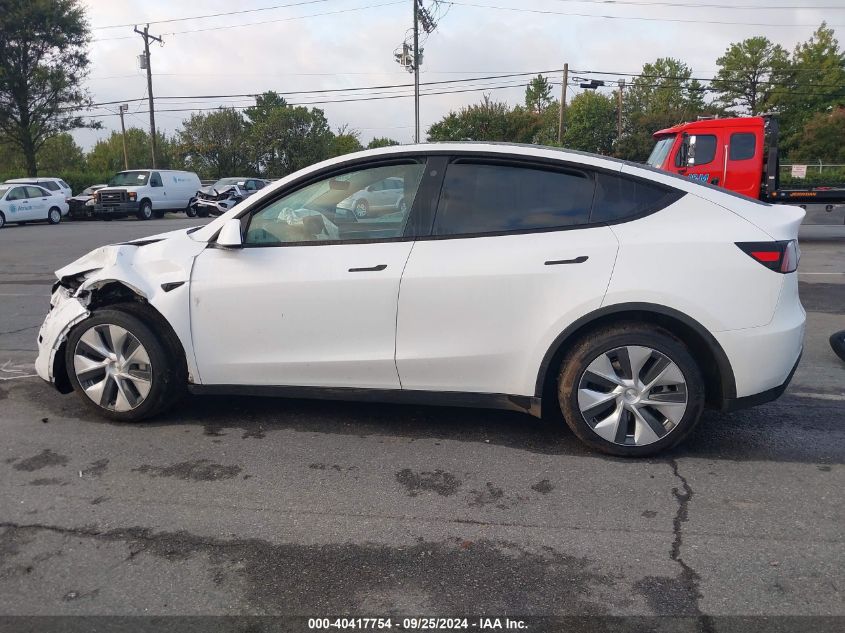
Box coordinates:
[647,115,845,212]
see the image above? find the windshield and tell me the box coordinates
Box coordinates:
[212,178,245,189]
[0,186,10,199]
[109,171,149,186]
[647,135,676,169]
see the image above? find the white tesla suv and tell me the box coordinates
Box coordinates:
[35,143,805,456]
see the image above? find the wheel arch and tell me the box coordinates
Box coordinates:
[54,281,189,394]
[535,302,736,410]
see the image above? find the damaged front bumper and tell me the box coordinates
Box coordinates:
[35,286,90,390]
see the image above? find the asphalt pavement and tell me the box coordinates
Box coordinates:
[0,212,842,629]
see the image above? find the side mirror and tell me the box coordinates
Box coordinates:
[216,218,243,249]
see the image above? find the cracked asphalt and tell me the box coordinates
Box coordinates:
[0,214,842,625]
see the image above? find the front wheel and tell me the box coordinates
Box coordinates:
[0,212,5,229]
[47,207,62,224]
[353,199,369,218]
[557,323,705,457]
[65,307,184,421]
[137,200,153,221]
[186,205,197,218]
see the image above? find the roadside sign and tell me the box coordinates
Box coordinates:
[791,165,808,178]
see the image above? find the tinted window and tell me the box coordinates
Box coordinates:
[433,163,594,236]
[59,180,70,189]
[691,134,717,166]
[150,172,163,187]
[730,133,756,161]
[43,181,60,191]
[245,162,425,246]
[591,173,680,223]
[7,187,27,201]
[255,180,266,189]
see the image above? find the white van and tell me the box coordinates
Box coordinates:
[94,169,202,220]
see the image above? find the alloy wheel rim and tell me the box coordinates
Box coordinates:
[354,202,367,217]
[50,209,60,222]
[73,324,153,412]
[577,345,688,447]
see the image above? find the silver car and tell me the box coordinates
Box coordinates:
[337,176,408,218]
[191,177,268,217]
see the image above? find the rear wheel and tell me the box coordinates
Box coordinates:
[65,306,185,421]
[186,205,197,218]
[137,200,153,221]
[557,323,705,457]
[0,212,5,229]
[353,199,369,218]
[47,207,62,224]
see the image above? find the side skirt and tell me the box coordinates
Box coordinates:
[187,384,543,418]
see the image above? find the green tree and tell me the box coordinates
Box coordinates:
[427,95,540,143]
[330,125,363,157]
[790,106,845,163]
[712,37,789,115]
[245,92,333,177]
[771,23,845,153]
[617,58,710,161]
[561,92,616,155]
[87,128,174,173]
[0,0,98,175]
[36,133,85,172]
[525,74,553,114]
[367,137,400,149]
[178,108,250,178]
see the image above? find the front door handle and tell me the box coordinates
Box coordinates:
[349,264,387,272]
[545,256,588,266]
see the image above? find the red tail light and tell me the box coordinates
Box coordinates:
[736,240,799,273]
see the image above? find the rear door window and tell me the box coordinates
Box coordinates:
[43,181,60,191]
[433,162,595,236]
[26,186,46,198]
[729,133,756,161]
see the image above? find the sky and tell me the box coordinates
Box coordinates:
[75,0,844,151]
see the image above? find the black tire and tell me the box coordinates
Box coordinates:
[831,330,845,362]
[186,205,197,218]
[65,305,186,422]
[557,323,705,457]
[153,209,166,219]
[137,200,153,221]
[197,208,209,218]
[0,212,5,229]
[47,207,62,224]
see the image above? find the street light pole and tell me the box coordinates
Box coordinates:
[118,104,129,170]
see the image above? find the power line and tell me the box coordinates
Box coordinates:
[447,1,845,27]
[91,0,332,29]
[548,0,844,9]
[93,1,406,42]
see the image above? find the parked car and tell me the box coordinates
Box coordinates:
[35,143,805,457]
[190,177,268,217]
[4,177,72,201]
[336,176,408,218]
[68,184,108,219]
[93,170,202,220]
[0,183,68,228]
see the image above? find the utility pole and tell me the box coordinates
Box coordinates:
[413,0,420,143]
[134,24,162,168]
[617,79,625,142]
[557,63,568,144]
[118,104,129,170]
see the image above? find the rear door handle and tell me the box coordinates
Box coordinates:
[349,264,387,272]
[545,256,588,266]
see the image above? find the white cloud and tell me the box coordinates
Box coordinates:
[74,0,841,151]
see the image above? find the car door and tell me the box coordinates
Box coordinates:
[26,187,50,219]
[149,171,166,209]
[189,159,432,389]
[395,158,620,398]
[676,132,723,187]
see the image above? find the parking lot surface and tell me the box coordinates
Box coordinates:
[0,215,842,623]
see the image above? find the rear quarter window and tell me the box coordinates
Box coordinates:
[591,172,683,223]
[729,133,756,161]
[43,181,59,191]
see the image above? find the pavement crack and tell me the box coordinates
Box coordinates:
[668,458,713,631]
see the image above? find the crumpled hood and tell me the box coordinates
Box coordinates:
[55,228,208,299]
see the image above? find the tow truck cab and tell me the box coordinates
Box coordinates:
[647,116,766,200]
